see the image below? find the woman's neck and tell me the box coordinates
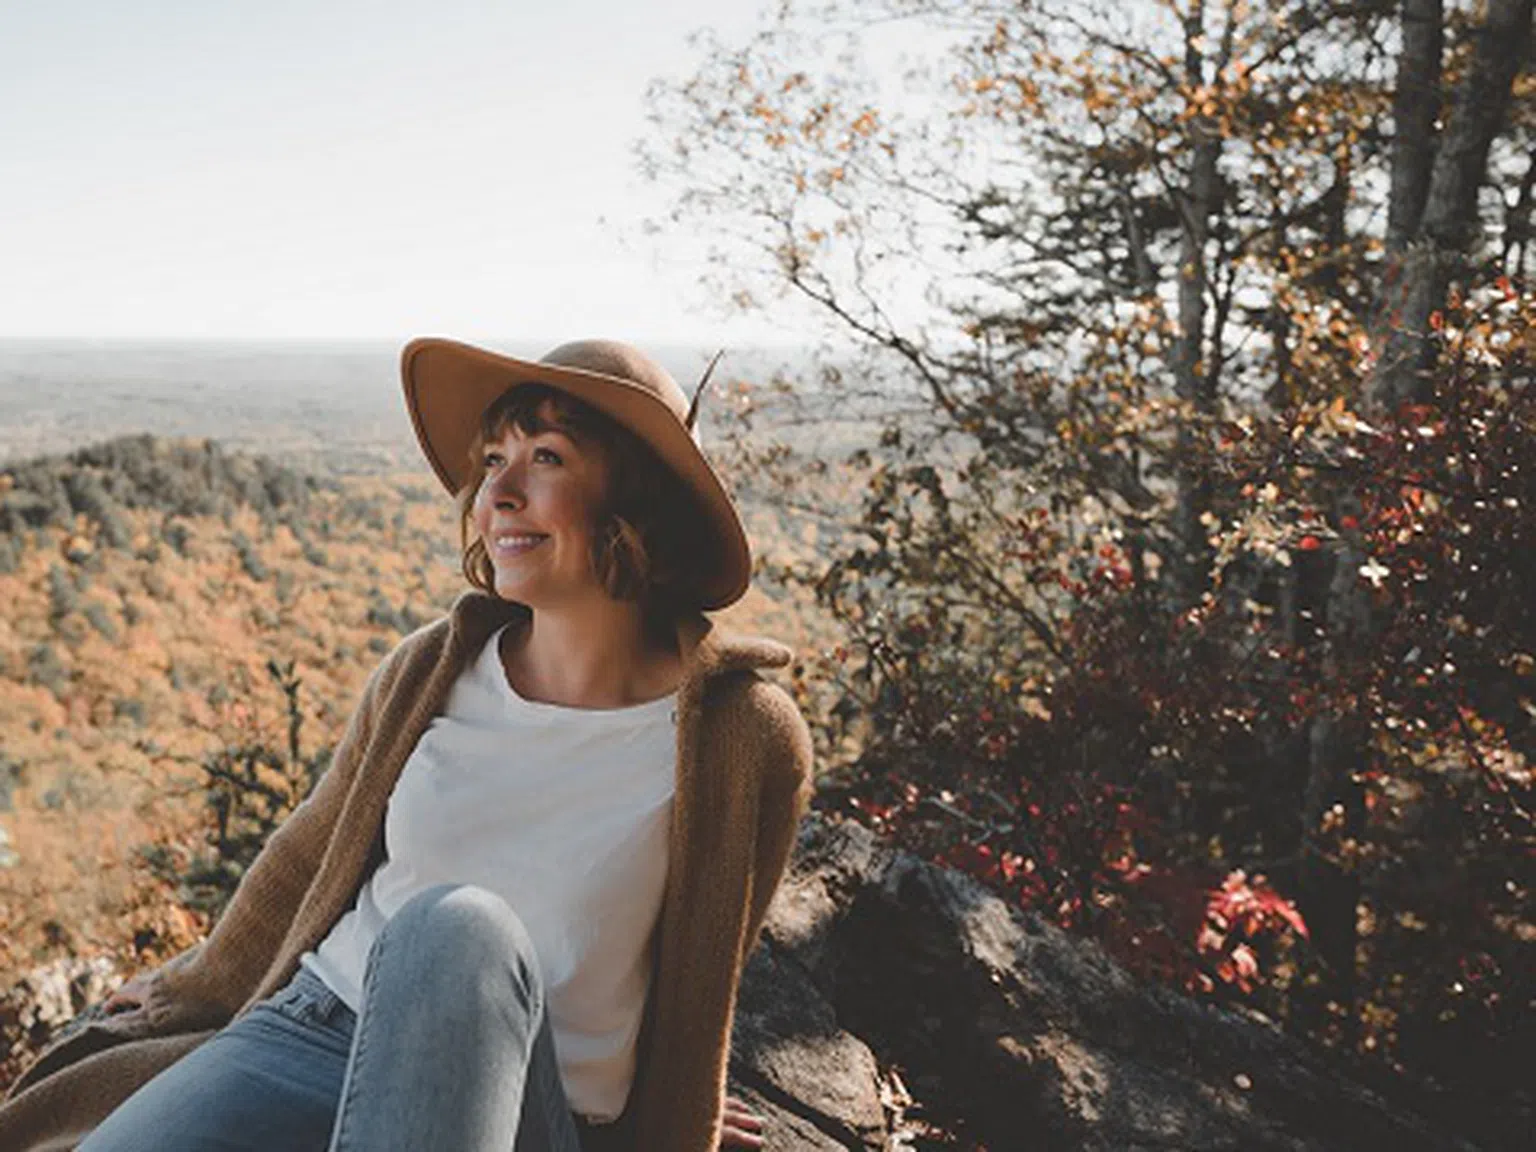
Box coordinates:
[499,599,682,709]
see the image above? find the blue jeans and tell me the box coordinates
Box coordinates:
[79,885,621,1152]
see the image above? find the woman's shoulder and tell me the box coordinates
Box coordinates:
[700,646,813,785]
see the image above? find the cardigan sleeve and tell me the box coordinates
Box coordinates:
[740,679,815,963]
[138,651,396,1032]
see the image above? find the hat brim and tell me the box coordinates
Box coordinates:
[401,337,751,610]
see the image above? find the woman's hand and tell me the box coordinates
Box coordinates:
[718,1094,765,1148]
[102,973,153,1016]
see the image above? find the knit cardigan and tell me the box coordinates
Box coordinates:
[0,591,815,1152]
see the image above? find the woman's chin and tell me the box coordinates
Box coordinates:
[492,576,538,604]
[491,571,568,609]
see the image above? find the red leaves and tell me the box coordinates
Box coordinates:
[1208,871,1309,941]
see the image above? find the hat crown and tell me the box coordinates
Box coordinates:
[541,340,687,421]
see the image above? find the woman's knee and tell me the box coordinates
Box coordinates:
[376,884,541,989]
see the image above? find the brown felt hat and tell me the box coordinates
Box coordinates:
[401,337,752,609]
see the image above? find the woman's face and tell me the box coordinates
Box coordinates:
[470,402,613,609]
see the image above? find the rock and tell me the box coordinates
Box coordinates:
[2,955,118,1058]
[729,938,886,1149]
[728,815,1481,1151]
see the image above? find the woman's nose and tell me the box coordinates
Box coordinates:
[486,463,526,507]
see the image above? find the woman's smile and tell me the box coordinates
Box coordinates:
[491,532,549,556]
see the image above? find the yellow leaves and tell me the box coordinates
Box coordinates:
[751,94,790,149]
[1010,75,1043,114]
[987,17,1010,54]
[1080,75,1110,113]
[1315,394,1379,438]
[1187,83,1220,119]
[850,109,879,138]
[1020,694,1053,722]
[1030,49,1060,73]
[1484,746,1531,786]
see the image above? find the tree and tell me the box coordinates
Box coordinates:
[645,0,1535,1139]
[137,660,331,922]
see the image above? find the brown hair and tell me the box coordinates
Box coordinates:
[457,383,703,636]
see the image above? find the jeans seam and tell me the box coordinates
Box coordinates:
[331,949,382,1152]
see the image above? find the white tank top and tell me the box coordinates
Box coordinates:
[301,623,677,1121]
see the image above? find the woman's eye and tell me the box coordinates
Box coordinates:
[481,452,504,469]
[534,447,562,465]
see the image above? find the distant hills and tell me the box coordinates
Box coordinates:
[0,339,846,476]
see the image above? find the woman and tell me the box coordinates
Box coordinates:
[0,338,814,1151]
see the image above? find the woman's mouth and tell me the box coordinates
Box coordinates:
[492,533,548,556]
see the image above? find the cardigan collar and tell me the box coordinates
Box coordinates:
[443,590,792,690]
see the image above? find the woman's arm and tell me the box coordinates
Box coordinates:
[740,678,815,967]
[717,678,812,1149]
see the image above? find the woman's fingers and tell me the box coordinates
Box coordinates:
[102,975,150,1014]
[102,992,139,1014]
[718,1096,765,1148]
[723,1095,763,1128]
[719,1123,765,1149]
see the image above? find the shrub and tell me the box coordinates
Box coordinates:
[83,603,118,642]
[230,532,267,582]
[0,755,22,813]
[797,293,1535,1131]
[45,565,79,624]
[26,644,69,697]
[161,520,191,557]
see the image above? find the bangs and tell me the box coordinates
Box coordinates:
[478,383,599,446]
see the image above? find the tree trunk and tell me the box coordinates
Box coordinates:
[1371,0,1534,411]
[1170,1,1226,606]
[1386,0,1445,249]
[1303,0,1534,1051]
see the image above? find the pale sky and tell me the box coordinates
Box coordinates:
[0,0,788,345]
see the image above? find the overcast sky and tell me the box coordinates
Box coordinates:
[0,0,786,345]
